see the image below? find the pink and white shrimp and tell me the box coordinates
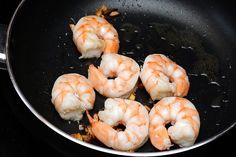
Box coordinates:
[88,53,140,98]
[149,97,200,150]
[70,15,119,59]
[51,73,95,122]
[87,98,149,151]
[140,54,190,100]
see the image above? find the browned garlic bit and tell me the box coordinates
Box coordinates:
[71,125,95,142]
[96,4,109,18]
[96,4,120,18]
[128,93,136,100]
[109,11,120,17]
[82,126,95,142]
[71,133,83,141]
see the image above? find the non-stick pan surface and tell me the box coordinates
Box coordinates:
[6,0,236,156]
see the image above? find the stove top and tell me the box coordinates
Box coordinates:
[0,1,235,157]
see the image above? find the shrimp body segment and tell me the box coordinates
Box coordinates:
[70,15,119,59]
[51,74,95,122]
[87,98,149,151]
[88,54,140,98]
[149,97,200,150]
[140,54,190,100]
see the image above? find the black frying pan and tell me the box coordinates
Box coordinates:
[0,0,235,156]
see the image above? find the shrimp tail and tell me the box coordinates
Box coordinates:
[86,110,99,124]
[86,110,94,124]
[86,110,114,148]
[88,64,106,93]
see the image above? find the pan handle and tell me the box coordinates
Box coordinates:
[0,24,7,70]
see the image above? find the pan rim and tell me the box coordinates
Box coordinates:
[5,0,236,156]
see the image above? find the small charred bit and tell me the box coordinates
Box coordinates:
[144,105,151,112]
[96,4,120,18]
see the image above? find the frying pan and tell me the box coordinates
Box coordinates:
[0,0,235,156]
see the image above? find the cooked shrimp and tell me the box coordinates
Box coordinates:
[149,97,200,150]
[140,54,190,100]
[51,73,95,122]
[70,15,119,59]
[86,98,149,151]
[88,53,140,98]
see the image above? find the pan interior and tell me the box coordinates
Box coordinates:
[8,0,236,154]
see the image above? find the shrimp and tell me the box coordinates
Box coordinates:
[88,53,140,98]
[70,15,119,59]
[140,54,190,100]
[86,98,149,151]
[149,97,200,150]
[51,73,95,122]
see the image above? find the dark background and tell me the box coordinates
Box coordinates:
[0,0,235,157]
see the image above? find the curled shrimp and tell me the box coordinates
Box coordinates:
[140,54,190,100]
[149,97,200,150]
[86,98,149,151]
[88,53,140,98]
[70,15,119,59]
[51,73,95,122]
